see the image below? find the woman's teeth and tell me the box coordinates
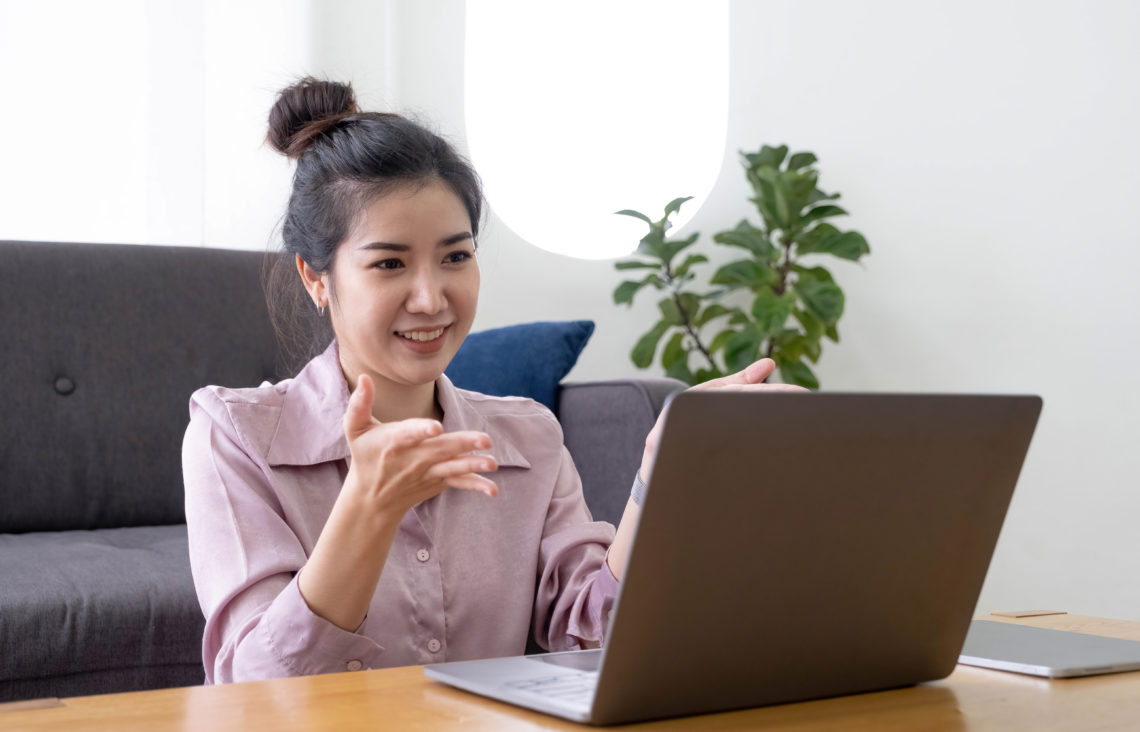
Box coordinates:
[398,328,445,342]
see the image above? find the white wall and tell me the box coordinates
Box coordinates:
[338,0,1140,620]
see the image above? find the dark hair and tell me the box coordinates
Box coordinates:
[262,76,484,373]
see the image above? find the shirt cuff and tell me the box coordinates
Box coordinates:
[258,573,386,676]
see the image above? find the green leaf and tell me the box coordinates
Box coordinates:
[750,289,797,335]
[709,328,735,354]
[615,209,653,225]
[799,205,848,226]
[664,196,693,218]
[631,320,670,368]
[728,309,751,325]
[678,292,701,323]
[826,323,840,343]
[695,303,732,328]
[614,259,660,271]
[673,253,708,279]
[796,223,840,256]
[712,220,778,261]
[795,275,845,324]
[777,358,819,389]
[747,168,784,229]
[658,297,683,325]
[613,273,664,305]
[635,228,666,259]
[774,170,819,231]
[710,259,778,290]
[666,359,693,384]
[826,231,871,260]
[613,280,642,306]
[798,228,868,261]
[743,144,788,170]
[771,329,807,362]
[724,326,765,373]
[793,264,836,283]
[788,151,818,170]
[793,308,825,341]
[661,331,686,369]
[660,233,700,266]
[808,188,841,204]
[693,367,724,384]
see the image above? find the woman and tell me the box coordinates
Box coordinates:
[182,77,795,684]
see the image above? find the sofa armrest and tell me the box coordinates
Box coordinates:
[556,378,687,526]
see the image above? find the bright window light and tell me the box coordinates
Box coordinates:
[465,1,729,260]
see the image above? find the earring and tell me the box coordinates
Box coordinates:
[317,301,327,317]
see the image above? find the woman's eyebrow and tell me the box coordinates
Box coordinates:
[357,232,473,252]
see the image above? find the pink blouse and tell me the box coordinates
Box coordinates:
[182,341,619,684]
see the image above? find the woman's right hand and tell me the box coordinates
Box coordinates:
[341,374,498,520]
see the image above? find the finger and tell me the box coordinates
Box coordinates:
[419,430,493,459]
[694,358,776,390]
[425,454,498,482]
[696,383,808,393]
[343,374,377,439]
[445,474,499,497]
[382,418,446,449]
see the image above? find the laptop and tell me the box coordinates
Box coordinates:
[959,620,1140,678]
[425,391,1043,725]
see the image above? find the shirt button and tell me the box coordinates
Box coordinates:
[427,638,442,653]
[346,659,363,672]
[416,549,430,562]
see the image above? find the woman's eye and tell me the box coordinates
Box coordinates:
[445,251,473,264]
[373,259,403,270]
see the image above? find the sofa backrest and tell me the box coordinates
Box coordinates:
[0,242,289,533]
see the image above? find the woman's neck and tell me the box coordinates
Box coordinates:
[340,367,443,424]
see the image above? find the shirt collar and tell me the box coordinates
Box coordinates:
[266,340,530,470]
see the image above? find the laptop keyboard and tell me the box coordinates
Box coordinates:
[506,670,598,706]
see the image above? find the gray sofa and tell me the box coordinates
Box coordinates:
[0,240,684,702]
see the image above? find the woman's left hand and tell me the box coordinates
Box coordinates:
[637,358,809,482]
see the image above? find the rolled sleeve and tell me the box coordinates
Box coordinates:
[230,573,384,680]
[183,391,383,683]
[532,445,620,652]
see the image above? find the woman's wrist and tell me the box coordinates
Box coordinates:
[630,471,648,506]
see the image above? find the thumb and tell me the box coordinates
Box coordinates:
[343,374,377,439]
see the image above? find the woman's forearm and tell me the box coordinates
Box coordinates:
[605,497,641,582]
[297,473,402,631]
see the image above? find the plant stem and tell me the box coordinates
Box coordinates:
[663,260,716,371]
[766,230,796,360]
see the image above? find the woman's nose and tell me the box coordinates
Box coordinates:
[406,271,446,314]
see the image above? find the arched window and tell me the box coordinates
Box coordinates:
[465,1,729,259]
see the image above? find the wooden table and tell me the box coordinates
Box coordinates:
[5,614,1140,730]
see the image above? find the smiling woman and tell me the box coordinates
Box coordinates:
[181,77,787,687]
[180,77,626,684]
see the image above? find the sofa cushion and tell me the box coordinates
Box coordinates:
[445,320,595,411]
[0,241,289,533]
[0,525,204,699]
[557,378,687,526]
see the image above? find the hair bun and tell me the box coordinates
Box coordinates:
[267,77,360,159]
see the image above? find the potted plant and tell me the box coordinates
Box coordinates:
[612,144,870,388]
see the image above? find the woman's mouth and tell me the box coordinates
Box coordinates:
[396,327,446,342]
[394,325,450,353]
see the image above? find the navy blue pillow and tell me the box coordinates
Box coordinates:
[445,320,595,412]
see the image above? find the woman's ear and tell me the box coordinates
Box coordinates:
[295,254,328,308]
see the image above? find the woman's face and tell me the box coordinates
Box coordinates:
[324,180,479,395]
